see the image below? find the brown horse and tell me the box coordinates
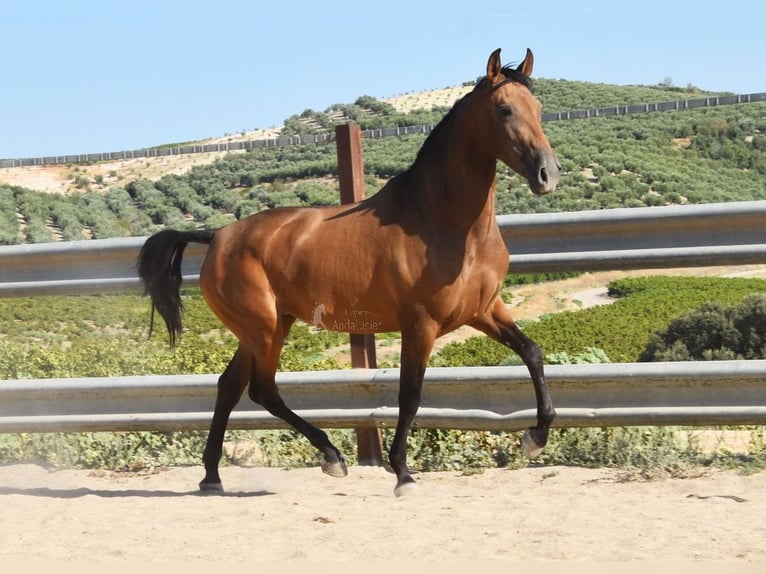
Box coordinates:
[138,48,561,496]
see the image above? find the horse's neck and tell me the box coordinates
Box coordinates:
[413,145,499,235]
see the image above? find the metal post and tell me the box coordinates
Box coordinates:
[335,123,385,466]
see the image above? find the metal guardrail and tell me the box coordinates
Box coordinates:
[499,199,766,273]
[1,200,765,297]
[1,362,765,433]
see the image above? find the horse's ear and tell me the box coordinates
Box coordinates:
[516,48,534,77]
[486,48,502,82]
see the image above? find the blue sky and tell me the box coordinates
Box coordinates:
[2,0,764,158]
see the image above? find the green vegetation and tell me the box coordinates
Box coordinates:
[431,276,766,365]
[2,80,765,245]
[0,292,347,380]
[4,422,764,478]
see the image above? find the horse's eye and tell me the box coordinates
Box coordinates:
[498,105,513,119]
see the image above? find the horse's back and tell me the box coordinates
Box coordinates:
[198,201,410,330]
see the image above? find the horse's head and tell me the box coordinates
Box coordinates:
[474,48,561,195]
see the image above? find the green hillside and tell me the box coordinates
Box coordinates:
[1,78,765,245]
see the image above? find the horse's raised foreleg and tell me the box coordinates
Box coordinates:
[200,347,251,492]
[472,299,556,458]
[389,322,438,497]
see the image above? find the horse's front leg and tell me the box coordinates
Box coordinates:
[472,299,556,457]
[389,321,438,497]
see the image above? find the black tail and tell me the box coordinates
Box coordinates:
[137,228,215,346]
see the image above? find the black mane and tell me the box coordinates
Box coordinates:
[495,64,533,91]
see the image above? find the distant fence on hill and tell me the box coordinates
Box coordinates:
[2,92,764,169]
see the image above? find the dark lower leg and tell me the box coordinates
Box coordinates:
[388,327,432,494]
[474,308,556,454]
[200,349,249,490]
[388,399,420,492]
[200,411,236,490]
[251,383,347,476]
[507,327,556,451]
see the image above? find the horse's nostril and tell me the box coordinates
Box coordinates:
[540,167,548,184]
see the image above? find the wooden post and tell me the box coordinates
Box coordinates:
[335,123,384,467]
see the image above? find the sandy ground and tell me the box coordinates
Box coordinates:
[0,126,285,194]
[0,149,248,195]
[0,462,764,563]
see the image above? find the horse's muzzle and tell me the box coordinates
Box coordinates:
[527,151,561,195]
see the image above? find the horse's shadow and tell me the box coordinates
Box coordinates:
[0,486,273,499]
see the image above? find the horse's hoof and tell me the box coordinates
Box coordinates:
[321,459,348,478]
[199,480,224,494]
[522,428,544,459]
[394,479,418,498]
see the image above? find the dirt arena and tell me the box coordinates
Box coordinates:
[1,462,764,563]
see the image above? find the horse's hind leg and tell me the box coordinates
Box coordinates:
[250,375,348,478]
[472,299,556,458]
[200,346,251,492]
[244,315,348,478]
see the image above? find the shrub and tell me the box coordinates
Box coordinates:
[641,294,766,361]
